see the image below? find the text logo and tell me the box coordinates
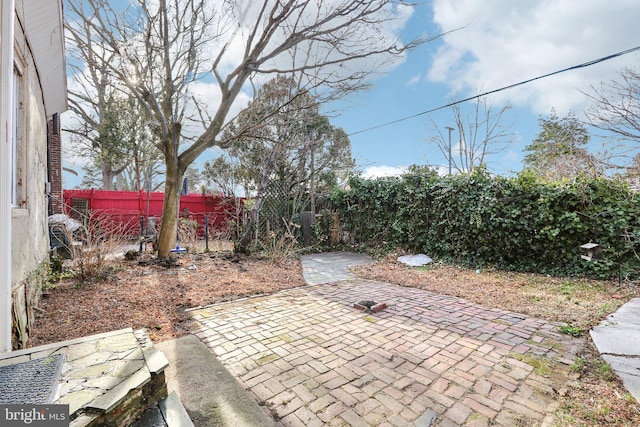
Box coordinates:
[0,405,69,426]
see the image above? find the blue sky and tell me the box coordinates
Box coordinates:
[63,0,640,188]
[331,0,640,179]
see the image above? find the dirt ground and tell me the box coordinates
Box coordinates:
[30,248,640,425]
[30,250,306,346]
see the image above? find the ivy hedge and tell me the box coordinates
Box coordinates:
[327,167,640,280]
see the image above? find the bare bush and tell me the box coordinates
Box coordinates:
[178,217,199,251]
[261,220,300,264]
[69,211,133,280]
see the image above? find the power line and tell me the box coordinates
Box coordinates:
[348,45,640,137]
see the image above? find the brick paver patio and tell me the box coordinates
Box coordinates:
[189,254,583,426]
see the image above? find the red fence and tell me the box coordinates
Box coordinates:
[63,189,242,237]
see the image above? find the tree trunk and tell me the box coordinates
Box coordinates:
[156,156,182,258]
[102,162,115,190]
[115,174,123,190]
[102,161,127,191]
[134,157,141,190]
[236,197,263,253]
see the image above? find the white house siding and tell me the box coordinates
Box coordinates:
[0,0,15,353]
[10,0,66,349]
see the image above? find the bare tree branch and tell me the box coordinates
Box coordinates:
[65,0,432,257]
[428,95,514,174]
[585,65,640,143]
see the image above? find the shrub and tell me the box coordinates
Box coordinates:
[178,217,199,251]
[68,211,132,280]
[259,220,300,264]
[327,168,640,280]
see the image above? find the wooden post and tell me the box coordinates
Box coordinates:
[204,214,209,252]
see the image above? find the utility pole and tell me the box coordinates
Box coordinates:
[445,126,454,175]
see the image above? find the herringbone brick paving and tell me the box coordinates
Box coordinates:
[189,256,582,426]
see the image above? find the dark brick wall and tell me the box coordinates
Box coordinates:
[48,116,63,214]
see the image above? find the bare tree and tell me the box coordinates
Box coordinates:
[121,135,164,191]
[65,15,165,190]
[586,65,640,144]
[584,65,640,179]
[217,75,354,251]
[428,96,514,174]
[65,0,429,258]
[65,14,125,190]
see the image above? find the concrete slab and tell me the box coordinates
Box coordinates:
[601,354,640,379]
[160,392,195,427]
[155,336,274,427]
[590,323,640,356]
[300,252,374,285]
[616,371,640,405]
[602,355,640,402]
[590,298,640,403]
[397,254,432,267]
[605,298,640,326]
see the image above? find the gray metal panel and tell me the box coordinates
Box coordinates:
[0,354,64,404]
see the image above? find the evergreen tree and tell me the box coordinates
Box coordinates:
[523,110,598,180]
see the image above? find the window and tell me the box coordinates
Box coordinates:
[11,58,25,208]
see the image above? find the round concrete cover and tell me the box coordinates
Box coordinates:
[397,254,432,266]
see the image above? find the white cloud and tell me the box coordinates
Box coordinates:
[500,150,522,172]
[428,0,640,116]
[406,73,422,86]
[362,165,408,179]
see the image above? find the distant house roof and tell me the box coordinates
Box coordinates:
[22,0,68,116]
[628,177,640,193]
